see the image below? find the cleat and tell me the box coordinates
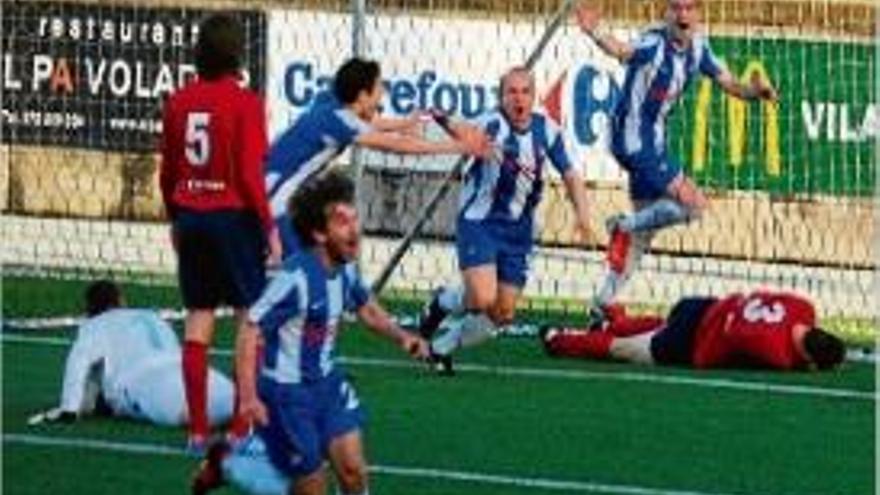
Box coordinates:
[538,325,561,354]
[418,289,448,339]
[428,351,455,376]
[186,434,209,457]
[584,305,606,332]
[190,440,230,495]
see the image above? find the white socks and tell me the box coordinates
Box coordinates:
[431,312,497,356]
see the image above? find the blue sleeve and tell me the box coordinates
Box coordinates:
[343,264,371,311]
[542,116,573,175]
[629,31,662,66]
[326,109,372,149]
[698,39,725,79]
[249,270,302,335]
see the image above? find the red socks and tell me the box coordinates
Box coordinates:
[182,341,209,438]
[606,315,665,337]
[606,229,632,274]
[548,330,614,359]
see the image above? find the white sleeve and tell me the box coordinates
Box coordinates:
[59,323,103,414]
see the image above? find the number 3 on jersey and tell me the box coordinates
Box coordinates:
[185,112,211,166]
[742,297,786,324]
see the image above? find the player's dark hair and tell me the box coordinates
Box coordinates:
[289,171,356,247]
[195,14,244,80]
[803,327,845,370]
[333,58,381,104]
[84,280,122,317]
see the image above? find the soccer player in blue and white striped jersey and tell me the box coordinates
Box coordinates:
[575,0,778,322]
[192,171,428,495]
[417,67,593,374]
[266,57,492,256]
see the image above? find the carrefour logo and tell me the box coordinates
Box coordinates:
[283,61,498,118]
[543,63,621,148]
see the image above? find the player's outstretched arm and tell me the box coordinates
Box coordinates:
[356,128,492,158]
[235,321,268,426]
[575,1,634,62]
[714,69,779,102]
[371,112,426,136]
[357,300,429,359]
[562,169,593,242]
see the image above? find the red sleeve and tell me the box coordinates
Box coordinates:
[158,98,179,218]
[237,93,273,234]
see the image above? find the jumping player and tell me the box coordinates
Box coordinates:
[575,0,778,323]
[266,56,492,255]
[541,290,845,371]
[159,13,279,451]
[191,171,428,495]
[417,66,593,375]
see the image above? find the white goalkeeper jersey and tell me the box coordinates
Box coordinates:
[60,308,180,414]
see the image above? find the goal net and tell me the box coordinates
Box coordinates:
[2,0,877,342]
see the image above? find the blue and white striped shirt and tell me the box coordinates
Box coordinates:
[611,28,725,159]
[264,92,371,219]
[249,251,371,384]
[459,110,572,224]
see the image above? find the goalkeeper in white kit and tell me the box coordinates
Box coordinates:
[31,280,234,428]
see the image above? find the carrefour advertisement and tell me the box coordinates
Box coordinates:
[270,11,875,196]
[1,2,266,152]
[266,10,628,181]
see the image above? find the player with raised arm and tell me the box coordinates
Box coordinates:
[159,14,280,452]
[29,280,234,428]
[191,171,428,495]
[541,291,845,371]
[575,0,778,324]
[266,56,492,255]
[417,67,593,375]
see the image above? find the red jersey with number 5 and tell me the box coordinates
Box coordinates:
[159,75,272,232]
[692,292,816,369]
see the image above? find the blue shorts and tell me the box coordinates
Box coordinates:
[456,218,533,288]
[257,371,364,479]
[174,209,266,309]
[614,149,683,201]
[650,297,717,366]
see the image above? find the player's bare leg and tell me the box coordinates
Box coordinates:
[292,470,325,495]
[328,430,369,495]
[591,173,707,322]
[183,309,216,451]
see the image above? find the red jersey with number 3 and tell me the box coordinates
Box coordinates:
[692,292,815,369]
[159,75,272,232]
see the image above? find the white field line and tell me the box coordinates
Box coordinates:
[3,333,874,402]
[3,433,757,495]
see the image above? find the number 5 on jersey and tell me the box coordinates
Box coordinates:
[185,112,211,166]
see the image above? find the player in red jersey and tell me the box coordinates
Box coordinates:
[540,291,845,371]
[159,13,281,452]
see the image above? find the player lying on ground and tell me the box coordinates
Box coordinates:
[417,66,592,375]
[266,56,492,256]
[541,290,845,371]
[29,280,234,427]
[159,13,279,451]
[192,171,429,495]
[574,0,778,325]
